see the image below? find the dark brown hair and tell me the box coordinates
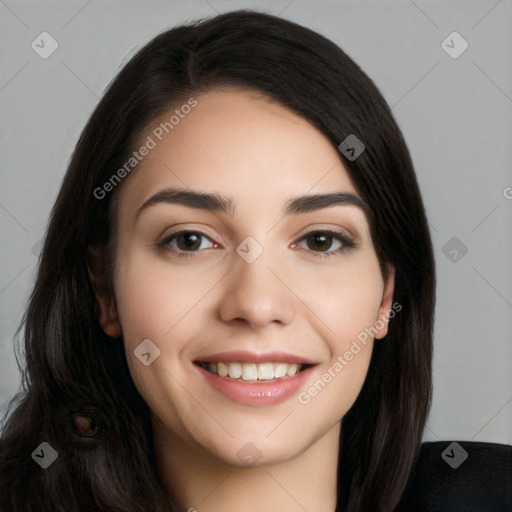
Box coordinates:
[0,10,435,512]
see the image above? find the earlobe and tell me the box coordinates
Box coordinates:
[375,266,396,340]
[87,246,122,339]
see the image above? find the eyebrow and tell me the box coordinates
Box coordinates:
[284,191,367,215]
[137,187,368,218]
[138,188,234,218]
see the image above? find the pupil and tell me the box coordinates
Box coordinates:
[179,233,200,250]
[309,233,331,251]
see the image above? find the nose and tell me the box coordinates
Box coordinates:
[218,250,296,330]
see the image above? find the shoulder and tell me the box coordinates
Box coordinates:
[396,441,512,512]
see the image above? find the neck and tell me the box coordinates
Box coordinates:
[152,418,340,512]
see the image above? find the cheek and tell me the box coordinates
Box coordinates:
[293,255,383,411]
[112,247,221,344]
[112,250,210,439]
[297,343,373,428]
[295,252,384,345]
[111,248,225,426]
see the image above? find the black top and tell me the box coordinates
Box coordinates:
[396,441,512,512]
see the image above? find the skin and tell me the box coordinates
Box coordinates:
[90,88,394,512]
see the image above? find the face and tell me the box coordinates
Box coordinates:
[93,88,394,468]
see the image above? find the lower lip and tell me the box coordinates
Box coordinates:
[195,364,316,407]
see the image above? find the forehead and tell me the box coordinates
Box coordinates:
[119,88,360,217]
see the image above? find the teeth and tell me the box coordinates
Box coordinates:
[200,361,303,381]
[258,363,274,380]
[217,361,229,377]
[228,362,242,379]
[274,363,288,378]
[286,363,299,376]
[242,363,258,381]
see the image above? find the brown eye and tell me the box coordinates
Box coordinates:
[305,232,336,252]
[175,232,202,251]
[160,230,216,252]
[293,229,356,259]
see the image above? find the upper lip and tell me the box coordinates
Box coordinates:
[194,350,318,365]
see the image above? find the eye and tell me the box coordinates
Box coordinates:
[157,230,219,258]
[291,229,356,259]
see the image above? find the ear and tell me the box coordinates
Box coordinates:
[374,265,396,340]
[87,246,122,339]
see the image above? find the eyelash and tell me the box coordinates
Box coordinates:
[156,229,356,260]
[292,229,356,259]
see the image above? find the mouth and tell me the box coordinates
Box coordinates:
[194,361,314,382]
[193,351,319,406]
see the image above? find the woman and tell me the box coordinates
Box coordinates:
[0,10,435,512]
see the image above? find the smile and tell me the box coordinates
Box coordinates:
[196,361,310,381]
[194,352,318,407]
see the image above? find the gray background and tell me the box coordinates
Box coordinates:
[1,0,511,444]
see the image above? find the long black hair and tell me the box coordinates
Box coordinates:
[0,10,435,512]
